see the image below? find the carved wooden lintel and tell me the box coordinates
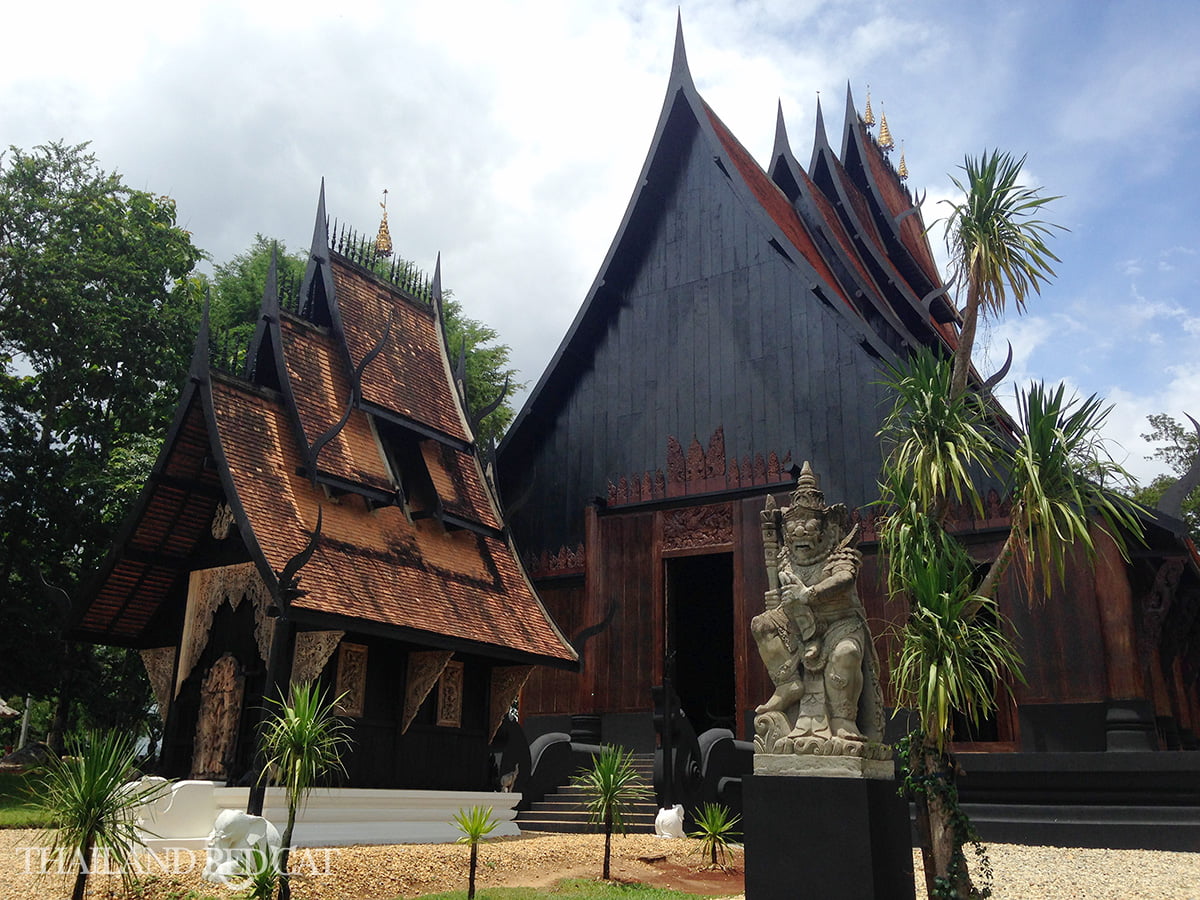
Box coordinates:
[608,426,792,506]
[529,542,586,578]
[662,503,734,551]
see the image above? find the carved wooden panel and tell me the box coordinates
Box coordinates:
[293,631,345,686]
[437,661,465,728]
[191,653,244,781]
[334,642,369,717]
[402,650,453,732]
[662,503,734,551]
[529,543,586,578]
[489,665,534,741]
[140,647,176,722]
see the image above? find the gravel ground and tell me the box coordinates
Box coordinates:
[1,829,1197,899]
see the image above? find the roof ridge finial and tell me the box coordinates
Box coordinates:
[878,104,894,152]
[375,188,393,258]
[863,83,875,128]
[898,141,908,180]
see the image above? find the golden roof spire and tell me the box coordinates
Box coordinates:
[863,84,875,127]
[375,189,393,258]
[878,106,894,152]
[898,141,908,180]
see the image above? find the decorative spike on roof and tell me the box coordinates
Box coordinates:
[863,84,875,127]
[898,142,908,180]
[878,106,894,152]
[375,189,393,258]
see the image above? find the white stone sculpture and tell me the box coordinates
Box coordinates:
[202,808,282,885]
[654,805,686,838]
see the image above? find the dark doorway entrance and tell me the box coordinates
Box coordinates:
[666,553,735,735]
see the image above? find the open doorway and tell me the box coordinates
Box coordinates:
[666,553,735,735]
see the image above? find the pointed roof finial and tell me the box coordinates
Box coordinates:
[878,105,894,152]
[864,84,875,127]
[898,141,908,180]
[375,188,393,258]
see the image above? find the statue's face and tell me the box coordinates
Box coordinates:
[787,515,835,566]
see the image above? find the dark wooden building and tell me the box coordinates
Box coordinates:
[497,24,1200,759]
[70,188,577,791]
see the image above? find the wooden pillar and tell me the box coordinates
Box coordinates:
[578,501,603,715]
[247,614,295,816]
[1091,524,1144,700]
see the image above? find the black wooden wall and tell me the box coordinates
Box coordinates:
[501,103,894,559]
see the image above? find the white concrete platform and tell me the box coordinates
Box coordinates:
[135,779,522,851]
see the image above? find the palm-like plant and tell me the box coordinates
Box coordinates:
[687,802,741,869]
[33,729,170,900]
[452,805,499,899]
[258,680,352,900]
[878,353,1143,898]
[570,745,651,880]
[941,149,1063,400]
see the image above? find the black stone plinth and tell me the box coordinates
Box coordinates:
[744,774,914,900]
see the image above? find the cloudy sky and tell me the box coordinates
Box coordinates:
[4,1,1198,485]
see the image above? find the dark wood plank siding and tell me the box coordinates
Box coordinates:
[503,112,894,562]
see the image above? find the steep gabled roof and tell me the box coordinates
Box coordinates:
[839,87,946,305]
[73,191,576,668]
[501,19,897,459]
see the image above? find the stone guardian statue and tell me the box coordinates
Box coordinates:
[751,462,888,764]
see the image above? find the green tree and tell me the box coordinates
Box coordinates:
[879,353,1142,898]
[258,680,352,900]
[33,728,170,900]
[452,805,500,899]
[1133,413,1200,538]
[941,150,1063,400]
[0,141,203,750]
[570,745,651,880]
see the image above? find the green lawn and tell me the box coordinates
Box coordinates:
[413,881,720,899]
[0,770,54,828]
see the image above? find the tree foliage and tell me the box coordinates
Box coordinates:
[939,150,1063,400]
[0,142,203,740]
[1133,413,1200,538]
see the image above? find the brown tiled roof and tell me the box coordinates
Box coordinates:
[859,125,942,286]
[703,104,853,312]
[210,377,575,663]
[75,394,223,643]
[280,315,393,492]
[798,167,878,293]
[333,259,470,443]
[422,441,502,532]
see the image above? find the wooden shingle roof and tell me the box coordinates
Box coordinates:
[72,193,576,668]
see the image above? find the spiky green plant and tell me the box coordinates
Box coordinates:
[940,149,1064,400]
[234,840,280,900]
[877,351,1143,898]
[570,745,652,880]
[258,681,352,900]
[452,805,499,899]
[687,802,741,868]
[32,729,170,900]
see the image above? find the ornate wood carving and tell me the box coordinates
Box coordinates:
[402,650,453,733]
[140,647,176,722]
[294,631,346,686]
[191,653,244,781]
[177,563,273,696]
[608,426,792,506]
[529,542,586,578]
[489,665,534,742]
[210,503,235,539]
[334,642,369,717]
[662,503,734,551]
[437,661,465,728]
